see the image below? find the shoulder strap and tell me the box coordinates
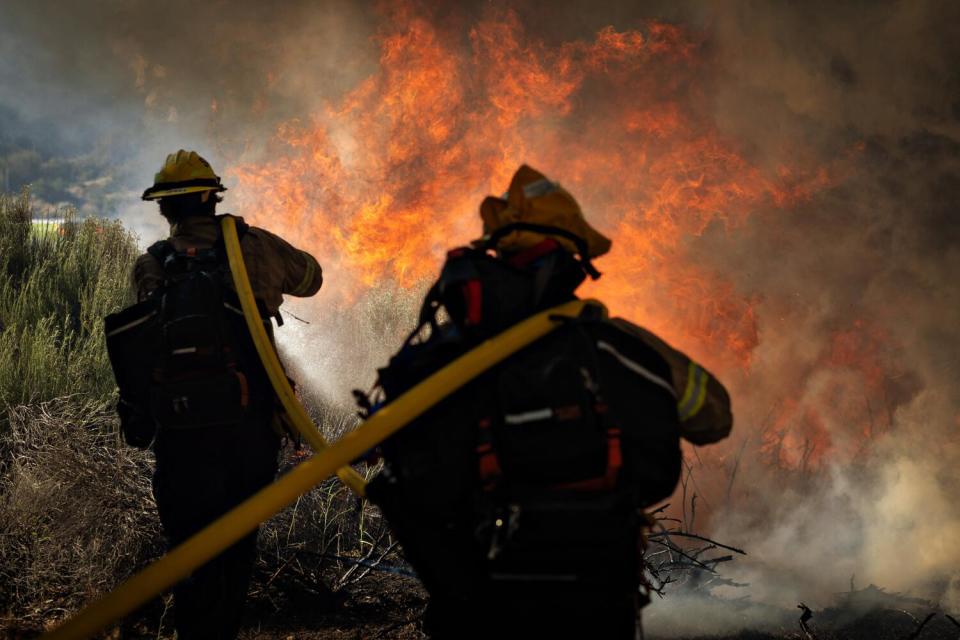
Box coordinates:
[146,239,175,265]
[410,247,483,330]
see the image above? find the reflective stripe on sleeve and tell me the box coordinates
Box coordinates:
[596,341,675,397]
[677,360,709,421]
[290,252,317,296]
[504,408,553,425]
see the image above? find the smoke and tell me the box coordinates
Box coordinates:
[687,0,960,615]
[0,0,378,235]
[2,0,958,625]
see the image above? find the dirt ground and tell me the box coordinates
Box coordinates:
[237,573,427,640]
[228,574,960,640]
[14,573,959,639]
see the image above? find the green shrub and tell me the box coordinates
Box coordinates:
[0,191,138,410]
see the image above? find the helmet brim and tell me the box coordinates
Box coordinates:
[479,195,612,259]
[142,184,227,201]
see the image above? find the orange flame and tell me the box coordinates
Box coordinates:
[760,317,914,470]
[229,2,851,389]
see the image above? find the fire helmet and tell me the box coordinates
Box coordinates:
[480,165,612,259]
[141,150,227,201]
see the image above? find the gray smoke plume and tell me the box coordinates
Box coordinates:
[688,0,960,617]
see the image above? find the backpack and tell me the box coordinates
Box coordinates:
[363,237,681,609]
[105,216,272,446]
[373,226,591,403]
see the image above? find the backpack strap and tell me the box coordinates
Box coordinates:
[146,239,175,265]
[436,248,485,327]
[407,246,484,336]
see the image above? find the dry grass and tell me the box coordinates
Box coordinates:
[0,395,410,636]
[0,398,162,632]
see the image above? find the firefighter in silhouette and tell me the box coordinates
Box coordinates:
[362,165,733,638]
[106,150,322,639]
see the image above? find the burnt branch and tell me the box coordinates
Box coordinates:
[798,602,817,640]
[647,539,716,573]
[900,612,936,640]
[647,530,747,556]
[648,503,671,516]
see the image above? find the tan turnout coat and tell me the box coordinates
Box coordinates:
[132,215,322,314]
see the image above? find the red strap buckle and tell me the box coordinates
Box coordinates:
[476,418,501,490]
[463,279,482,326]
[605,427,623,486]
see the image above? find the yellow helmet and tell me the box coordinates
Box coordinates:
[479,165,612,259]
[141,150,227,201]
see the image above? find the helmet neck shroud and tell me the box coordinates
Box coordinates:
[158,191,221,224]
[484,222,602,280]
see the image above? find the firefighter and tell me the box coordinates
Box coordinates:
[365,165,732,639]
[132,150,322,639]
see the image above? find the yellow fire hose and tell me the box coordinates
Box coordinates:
[219,215,367,496]
[42,276,603,640]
